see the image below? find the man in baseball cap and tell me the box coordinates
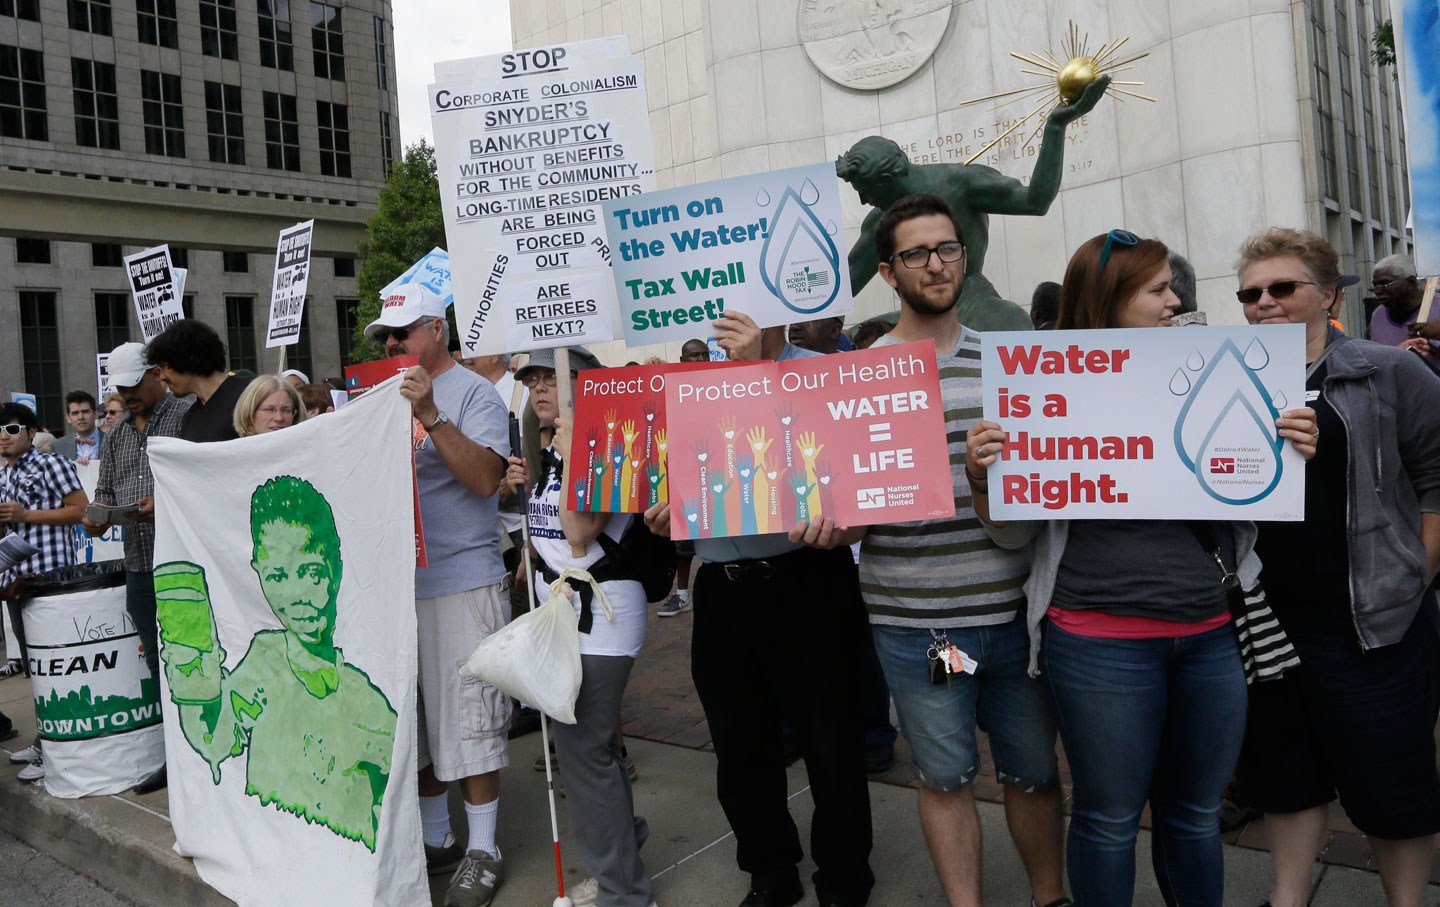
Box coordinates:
[365,284,448,340]
[81,342,193,795]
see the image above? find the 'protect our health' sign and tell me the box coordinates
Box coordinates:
[980,325,1306,520]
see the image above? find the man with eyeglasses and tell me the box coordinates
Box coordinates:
[363,284,513,907]
[145,319,254,444]
[792,193,1069,907]
[0,400,88,784]
[1370,254,1440,373]
[80,342,192,794]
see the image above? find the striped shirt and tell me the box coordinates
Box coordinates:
[860,329,1030,628]
[0,448,83,586]
[95,393,192,572]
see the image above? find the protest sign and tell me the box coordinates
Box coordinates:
[566,360,745,513]
[664,341,954,539]
[147,375,426,907]
[603,162,853,346]
[343,357,427,566]
[124,245,182,342]
[265,220,314,348]
[73,461,123,564]
[10,392,36,412]
[379,247,453,305]
[979,325,1306,520]
[96,353,115,402]
[430,39,657,355]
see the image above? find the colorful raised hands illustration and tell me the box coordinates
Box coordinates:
[735,452,758,535]
[608,440,625,510]
[680,498,700,537]
[646,459,665,507]
[797,431,825,514]
[709,474,734,535]
[788,470,813,523]
[814,458,834,519]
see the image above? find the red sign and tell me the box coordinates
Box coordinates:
[343,356,426,565]
[1210,457,1235,474]
[663,340,955,539]
[567,361,745,513]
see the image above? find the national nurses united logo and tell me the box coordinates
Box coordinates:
[1171,337,1286,504]
[757,176,843,316]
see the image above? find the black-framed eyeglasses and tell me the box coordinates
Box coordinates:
[0,424,25,437]
[1235,280,1320,305]
[373,318,433,345]
[1098,229,1139,272]
[890,241,965,270]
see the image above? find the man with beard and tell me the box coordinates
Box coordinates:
[791,194,1068,907]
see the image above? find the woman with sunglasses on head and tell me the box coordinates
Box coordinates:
[232,374,308,437]
[1231,228,1440,907]
[965,230,1318,907]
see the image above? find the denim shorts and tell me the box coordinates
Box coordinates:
[872,620,1058,792]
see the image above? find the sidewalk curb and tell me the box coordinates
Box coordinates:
[0,766,232,907]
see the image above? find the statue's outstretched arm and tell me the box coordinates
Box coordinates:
[847,210,883,292]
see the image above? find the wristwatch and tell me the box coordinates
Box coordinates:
[423,410,449,432]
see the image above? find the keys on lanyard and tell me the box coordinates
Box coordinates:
[927,630,977,685]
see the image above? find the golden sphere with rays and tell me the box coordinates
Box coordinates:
[1057,57,1098,104]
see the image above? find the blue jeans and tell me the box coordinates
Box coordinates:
[1043,621,1246,907]
[125,570,158,680]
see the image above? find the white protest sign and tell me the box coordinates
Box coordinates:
[147,378,426,907]
[430,39,657,355]
[10,392,36,412]
[602,163,853,346]
[73,460,123,564]
[124,245,182,343]
[379,247,453,305]
[96,354,114,401]
[981,325,1306,520]
[265,220,315,348]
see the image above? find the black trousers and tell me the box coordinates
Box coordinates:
[691,546,875,906]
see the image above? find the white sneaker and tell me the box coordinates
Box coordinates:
[9,744,39,764]
[17,755,44,782]
[656,592,692,617]
[569,877,599,907]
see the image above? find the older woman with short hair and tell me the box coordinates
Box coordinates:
[1234,227,1440,907]
[233,374,307,437]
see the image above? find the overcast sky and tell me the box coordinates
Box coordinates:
[393,1,513,149]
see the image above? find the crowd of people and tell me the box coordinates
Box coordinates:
[2,191,1439,907]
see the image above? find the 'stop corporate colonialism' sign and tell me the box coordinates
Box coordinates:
[602,163,854,345]
[430,39,657,355]
[980,325,1306,521]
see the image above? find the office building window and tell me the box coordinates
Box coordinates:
[15,238,50,263]
[223,250,248,272]
[380,111,393,174]
[316,101,350,177]
[200,0,238,60]
[92,242,123,267]
[333,256,354,277]
[336,298,359,368]
[259,0,293,71]
[141,70,185,158]
[0,45,47,141]
[20,291,62,428]
[181,294,195,318]
[68,0,111,35]
[374,16,388,90]
[0,0,40,21]
[225,296,257,372]
[263,91,300,171]
[72,58,120,150]
[204,81,245,165]
[136,0,178,48]
[95,292,130,351]
[311,2,344,81]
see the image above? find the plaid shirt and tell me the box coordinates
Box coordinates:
[0,448,84,586]
[95,393,192,573]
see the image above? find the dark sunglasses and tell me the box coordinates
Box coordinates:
[1235,280,1320,305]
[373,319,432,344]
[1098,229,1139,272]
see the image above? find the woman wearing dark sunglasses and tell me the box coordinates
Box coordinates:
[966,230,1317,907]
[1232,227,1440,907]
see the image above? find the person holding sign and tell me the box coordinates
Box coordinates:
[791,194,1067,907]
[1232,229,1440,907]
[967,231,1317,907]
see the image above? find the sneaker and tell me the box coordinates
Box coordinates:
[426,831,464,877]
[17,755,44,782]
[0,659,22,678]
[570,877,599,907]
[445,849,504,907]
[656,592,692,617]
[9,744,39,764]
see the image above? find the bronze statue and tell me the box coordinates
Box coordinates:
[836,75,1111,332]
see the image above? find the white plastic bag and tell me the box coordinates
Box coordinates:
[458,568,612,725]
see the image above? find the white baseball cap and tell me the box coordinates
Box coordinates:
[107,342,153,387]
[364,284,447,337]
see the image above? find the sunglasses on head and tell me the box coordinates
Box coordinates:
[1235,279,1320,305]
[373,319,432,344]
[1098,229,1139,272]
[0,424,26,436]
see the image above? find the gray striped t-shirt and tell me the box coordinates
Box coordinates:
[860,329,1030,628]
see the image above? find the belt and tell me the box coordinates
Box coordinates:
[715,547,811,583]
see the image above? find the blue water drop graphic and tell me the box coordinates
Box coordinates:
[759,186,843,315]
[826,218,838,236]
[1174,337,1283,479]
[1186,348,1205,371]
[1243,338,1270,370]
[1271,389,1287,410]
[1169,368,1191,395]
[1192,390,1284,504]
[755,187,771,206]
[799,178,820,205]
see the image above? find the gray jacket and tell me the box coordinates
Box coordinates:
[984,518,1261,676]
[1319,330,1440,650]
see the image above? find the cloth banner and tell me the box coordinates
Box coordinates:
[147,378,426,907]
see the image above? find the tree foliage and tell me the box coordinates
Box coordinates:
[353,140,445,362]
[1374,20,1395,68]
